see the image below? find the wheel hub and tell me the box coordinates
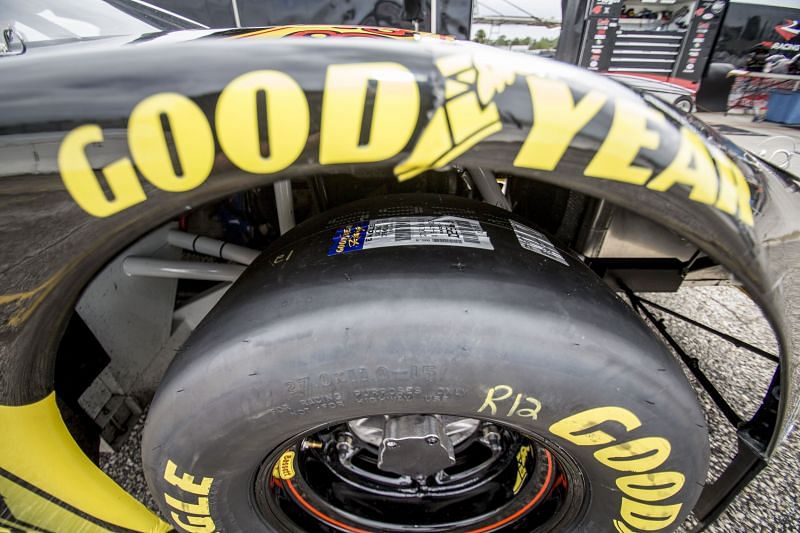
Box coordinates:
[257,415,581,532]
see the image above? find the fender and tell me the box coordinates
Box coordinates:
[0,28,798,531]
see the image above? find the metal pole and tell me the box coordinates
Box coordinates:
[467,168,512,211]
[122,258,244,282]
[231,0,242,27]
[274,180,296,235]
[167,230,260,265]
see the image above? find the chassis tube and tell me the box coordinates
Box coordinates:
[167,230,260,265]
[122,258,245,282]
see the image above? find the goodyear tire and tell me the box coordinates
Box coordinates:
[142,194,708,533]
[673,96,694,113]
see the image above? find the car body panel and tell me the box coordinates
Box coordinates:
[0,28,798,531]
[606,73,696,109]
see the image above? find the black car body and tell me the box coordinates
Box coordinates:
[0,2,799,532]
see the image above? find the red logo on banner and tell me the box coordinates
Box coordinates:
[775,20,800,41]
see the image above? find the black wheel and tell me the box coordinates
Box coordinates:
[142,194,708,533]
[255,415,583,532]
[673,96,694,113]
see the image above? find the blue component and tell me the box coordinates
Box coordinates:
[328,221,369,256]
[765,91,800,125]
[218,193,257,246]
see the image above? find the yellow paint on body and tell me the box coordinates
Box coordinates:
[0,394,170,532]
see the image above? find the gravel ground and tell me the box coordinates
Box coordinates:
[101,286,800,532]
[647,288,800,532]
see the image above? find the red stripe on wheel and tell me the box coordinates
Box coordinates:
[285,449,554,533]
[467,450,555,533]
[285,478,373,533]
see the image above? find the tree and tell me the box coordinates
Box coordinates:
[474,29,487,44]
[529,37,559,50]
[495,35,509,47]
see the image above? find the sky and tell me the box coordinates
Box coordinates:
[470,0,563,41]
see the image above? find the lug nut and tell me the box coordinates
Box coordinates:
[385,439,398,448]
[336,434,354,457]
[425,436,439,445]
[481,424,502,451]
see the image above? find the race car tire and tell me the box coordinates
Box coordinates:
[142,194,709,533]
[673,96,694,113]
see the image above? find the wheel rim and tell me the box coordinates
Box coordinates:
[675,98,693,112]
[255,415,585,532]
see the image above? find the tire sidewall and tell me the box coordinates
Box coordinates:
[144,301,708,533]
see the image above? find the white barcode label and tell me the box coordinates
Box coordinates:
[510,220,568,266]
[365,216,493,250]
[329,216,493,255]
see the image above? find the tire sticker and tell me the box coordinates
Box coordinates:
[272,450,297,480]
[509,220,567,266]
[328,216,493,255]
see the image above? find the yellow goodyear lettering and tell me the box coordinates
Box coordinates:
[616,471,685,502]
[56,54,754,227]
[513,77,606,171]
[58,124,146,217]
[731,158,755,226]
[164,459,213,495]
[709,145,740,217]
[548,406,683,532]
[216,70,310,174]
[510,76,753,225]
[594,436,671,473]
[549,406,641,446]
[511,80,754,226]
[163,460,216,532]
[646,126,718,205]
[320,62,419,165]
[618,498,684,531]
[171,515,216,533]
[584,99,666,185]
[394,53,515,181]
[708,146,755,225]
[129,92,215,193]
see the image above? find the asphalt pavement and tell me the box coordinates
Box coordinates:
[100,286,800,532]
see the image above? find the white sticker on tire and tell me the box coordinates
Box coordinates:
[509,220,567,266]
[329,216,493,255]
